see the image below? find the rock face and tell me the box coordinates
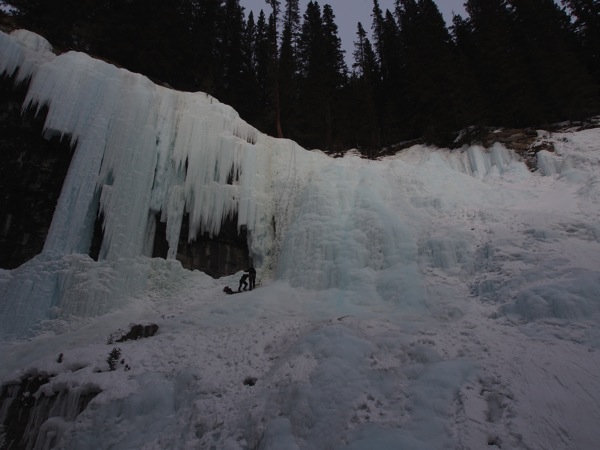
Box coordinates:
[0,77,73,269]
[151,211,250,277]
[111,323,159,343]
[175,213,250,278]
[0,76,249,276]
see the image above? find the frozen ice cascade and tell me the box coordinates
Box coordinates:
[0,29,589,338]
[2,30,600,450]
[0,29,316,337]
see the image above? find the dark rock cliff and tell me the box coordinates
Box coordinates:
[0,76,73,269]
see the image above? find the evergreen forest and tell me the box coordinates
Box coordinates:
[2,0,599,155]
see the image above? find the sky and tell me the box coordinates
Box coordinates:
[241,0,466,63]
[2,28,600,450]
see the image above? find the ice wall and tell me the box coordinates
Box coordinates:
[0,29,536,337]
[277,157,426,309]
[7,44,250,260]
[0,30,331,267]
[0,29,320,337]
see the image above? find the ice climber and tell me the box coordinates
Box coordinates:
[247,267,256,290]
[238,272,249,292]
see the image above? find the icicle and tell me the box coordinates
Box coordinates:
[0,30,54,84]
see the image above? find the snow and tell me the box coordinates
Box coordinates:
[1,29,600,449]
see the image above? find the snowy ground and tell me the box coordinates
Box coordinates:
[2,127,600,450]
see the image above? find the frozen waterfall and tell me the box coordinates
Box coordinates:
[0,29,553,338]
[2,29,600,450]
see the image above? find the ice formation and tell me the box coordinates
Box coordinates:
[0,30,319,336]
[0,29,596,336]
[2,29,600,450]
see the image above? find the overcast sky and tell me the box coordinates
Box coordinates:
[240,0,466,64]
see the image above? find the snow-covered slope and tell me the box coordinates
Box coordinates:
[1,30,600,449]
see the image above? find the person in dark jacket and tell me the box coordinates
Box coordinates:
[238,272,249,292]
[247,266,256,290]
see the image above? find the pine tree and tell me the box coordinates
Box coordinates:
[282,0,301,35]
[186,0,226,94]
[460,0,536,126]
[353,23,379,82]
[510,0,598,122]
[370,0,385,64]
[321,4,348,149]
[214,0,263,122]
[562,0,600,83]
[371,1,400,86]
[278,0,302,139]
[296,1,325,148]
[395,0,469,144]
[295,1,347,150]
[215,0,245,106]
[369,1,403,144]
[265,0,281,19]
[449,14,488,131]
[264,1,284,137]
[349,22,380,152]
[253,10,280,136]
[238,11,261,124]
